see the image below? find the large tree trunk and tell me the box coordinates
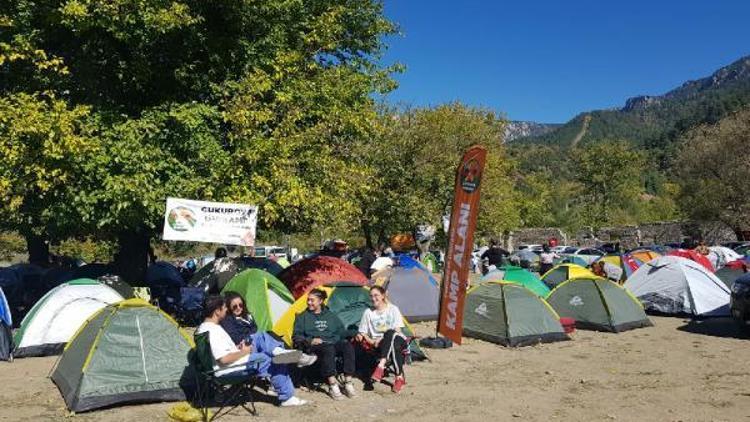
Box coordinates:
[24,232,49,267]
[361,219,374,249]
[114,230,151,284]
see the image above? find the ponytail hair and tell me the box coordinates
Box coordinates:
[309,288,328,302]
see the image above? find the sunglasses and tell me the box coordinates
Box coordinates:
[230,302,244,310]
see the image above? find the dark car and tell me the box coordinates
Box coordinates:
[730,273,750,328]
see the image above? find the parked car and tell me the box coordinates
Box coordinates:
[723,241,750,251]
[550,245,570,253]
[731,273,750,329]
[517,244,543,253]
[560,247,605,265]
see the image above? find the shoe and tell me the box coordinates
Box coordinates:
[280,396,308,407]
[271,349,302,365]
[329,384,344,401]
[297,353,318,368]
[392,376,405,393]
[371,365,385,382]
[343,382,357,398]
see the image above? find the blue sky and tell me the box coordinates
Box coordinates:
[380,1,750,123]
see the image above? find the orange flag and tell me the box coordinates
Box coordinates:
[437,145,487,344]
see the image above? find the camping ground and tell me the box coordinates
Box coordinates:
[1,317,749,421]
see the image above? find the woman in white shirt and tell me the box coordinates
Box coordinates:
[355,286,408,393]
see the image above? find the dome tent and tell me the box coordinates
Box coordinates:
[481,266,550,297]
[624,256,730,316]
[221,269,294,332]
[0,288,12,361]
[13,279,123,358]
[541,264,597,289]
[547,277,652,332]
[373,256,439,322]
[278,256,368,299]
[51,299,193,412]
[463,282,568,346]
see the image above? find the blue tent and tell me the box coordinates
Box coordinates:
[146,262,185,287]
[396,255,439,286]
[0,287,11,327]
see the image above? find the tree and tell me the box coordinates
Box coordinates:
[358,103,517,247]
[675,108,750,238]
[571,141,645,227]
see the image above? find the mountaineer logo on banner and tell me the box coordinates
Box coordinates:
[162,198,258,246]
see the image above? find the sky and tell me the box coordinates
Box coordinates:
[380,0,750,123]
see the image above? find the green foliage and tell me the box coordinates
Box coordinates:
[675,108,750,232]
[52,237,115,263]
[0,232,26,261]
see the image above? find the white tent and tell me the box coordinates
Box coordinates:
[624,256,730,316]
[13,279,123,357]
[708,246,743,270]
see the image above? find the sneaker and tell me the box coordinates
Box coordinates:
[280,396,308,407]
[328,384,344,401]
[297,353,318,368]
[392,376,405,393]
[272,349,302,365]
[371,365,385,382]
[343,382,357,398]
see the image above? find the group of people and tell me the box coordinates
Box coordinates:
[196,285,410,408]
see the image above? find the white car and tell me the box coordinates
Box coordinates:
[517,244,543,253]
[551,245,570,253]
[561,247,605,265]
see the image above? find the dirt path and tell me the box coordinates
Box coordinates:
[570,114,592,148]
[1,316,749,421]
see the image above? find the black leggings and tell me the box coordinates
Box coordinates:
[377,330,407,375]
[309,341,355,378]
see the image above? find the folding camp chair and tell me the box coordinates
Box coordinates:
[191,332,265,421]
[357,335,418,385]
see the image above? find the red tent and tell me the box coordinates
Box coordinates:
[667,249,715,272]
[279,256,369,299]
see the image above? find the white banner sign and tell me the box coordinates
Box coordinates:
[162,198,258,246]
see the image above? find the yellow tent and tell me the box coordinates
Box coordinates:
[540,264,596,289]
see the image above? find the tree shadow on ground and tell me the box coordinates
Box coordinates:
[677,317,750,340]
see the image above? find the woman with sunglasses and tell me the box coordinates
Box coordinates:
[221,292,317,367]
[355,286,408,393]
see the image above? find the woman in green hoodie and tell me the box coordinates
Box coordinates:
[292,289,357,400]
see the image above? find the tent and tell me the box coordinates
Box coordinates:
[667,249,715,272]
[547,277,652,332]
[221,269,294,332]
[278,256,369,299]
[628,249,660,264]
[189,257,239,293]
[559,255,588,267]
[624,256,730,316]
[146,261,185,287]
[541,264,596,289]
[373,256,439,321]
[481,266,550,297]
[272,284,426,360]
[51,299,193,412]
[0,288,12,361]
[236,257,284,276]
[593,254,644,282]
[13,279,124,358]
[708,246,743,270]
[463,282,568,346]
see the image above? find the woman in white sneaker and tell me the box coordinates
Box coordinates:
[355,286,408,393]
[222,293,317,367]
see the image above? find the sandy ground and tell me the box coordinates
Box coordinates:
[1,316,749,422]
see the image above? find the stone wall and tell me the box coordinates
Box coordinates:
[504,220,738,251]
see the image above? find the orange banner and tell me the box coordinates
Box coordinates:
[437,145,487,344]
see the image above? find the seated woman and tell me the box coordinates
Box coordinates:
[292,289,357,400]
[196,295,306,407]
[221,292,317,367]
[354,286,408,393]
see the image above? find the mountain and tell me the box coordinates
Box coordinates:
[515,55,750,150]
[504,121,561,142]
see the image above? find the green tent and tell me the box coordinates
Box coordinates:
[51,299,194,412]
[221,269,294,332]
[481,266,550,297]
[463,282,568,347]
[546,277,652,332]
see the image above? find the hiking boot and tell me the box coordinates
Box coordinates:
[280,396,308,407]
[297,353,318,368]
[328,383,344,401]
[343,382,357,398]
[271,349,302,365]
[371,365,385,382]
[392,376,405,393]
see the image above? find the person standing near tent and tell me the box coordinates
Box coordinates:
[196,296,308,407]
[480,238,509,275]
[539,245,559,276]
[221,292,317,367]
[355,286,408,393]
[292,289,358,400]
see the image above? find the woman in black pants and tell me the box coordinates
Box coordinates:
[355,286,408,393]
